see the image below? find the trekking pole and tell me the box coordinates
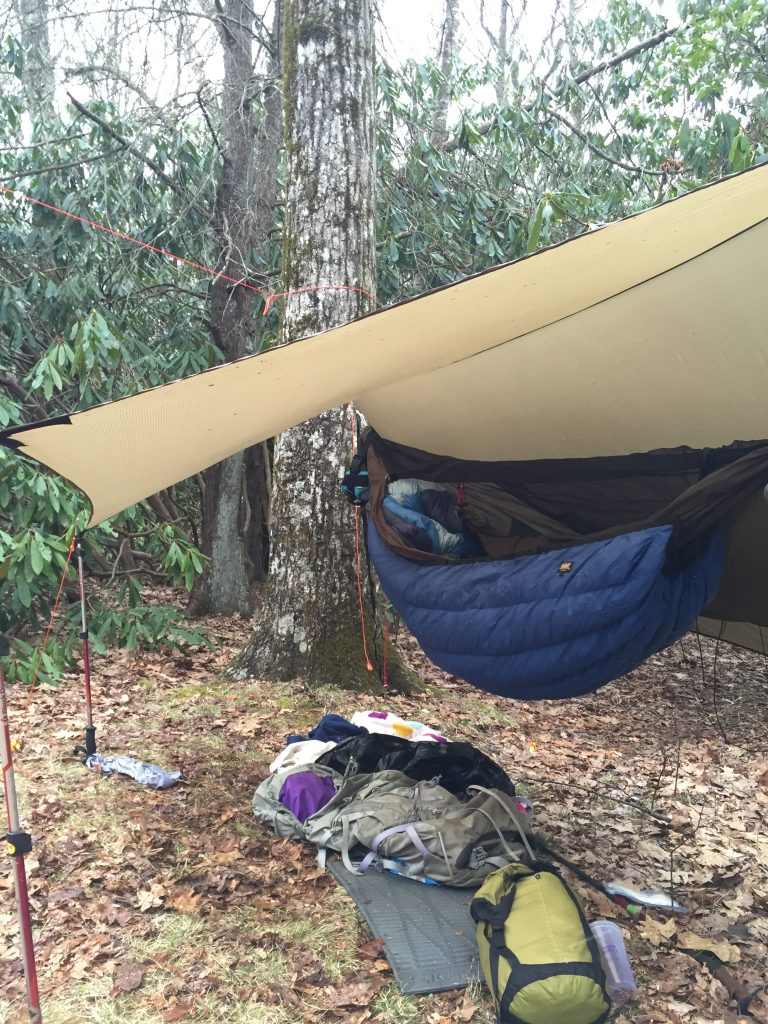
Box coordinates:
[73,531,96,760]
[0,634,43,1023]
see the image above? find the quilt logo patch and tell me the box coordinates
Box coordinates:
[558,561,574,574]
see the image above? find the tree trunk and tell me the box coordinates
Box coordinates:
[232,0,418,691]
[189,0,281,616]
[14,0,55,121]
[431,0,460,148]
[495,0,509,106]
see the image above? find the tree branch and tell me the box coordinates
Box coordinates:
[105,282,208,303]
[0,374,31,404]
[67,94,205,215]
[67,65,158,110]
[0,131,89,154]
[441,23,681,154]
[197,85,223,151]
[572,24,679,88]
[545,108,664,176]
[0,147,123,184]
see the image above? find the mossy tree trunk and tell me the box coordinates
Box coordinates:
[232,0,417,690]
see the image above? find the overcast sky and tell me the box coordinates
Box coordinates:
[57,0,680,113]
[377,0,678,65]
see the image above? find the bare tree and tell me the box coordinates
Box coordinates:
[190,0,281,616]
[480,0,528,104]
[14,0,55,120]
[431,0,460,148]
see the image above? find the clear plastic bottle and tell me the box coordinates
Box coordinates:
[589,919,638,1005]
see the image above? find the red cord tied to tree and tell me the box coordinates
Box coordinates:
[1,185,376,317]
[263,283,376,317]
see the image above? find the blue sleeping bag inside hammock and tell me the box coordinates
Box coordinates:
[368,521,724,700]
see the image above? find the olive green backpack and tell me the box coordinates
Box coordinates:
[471,861,611,1024]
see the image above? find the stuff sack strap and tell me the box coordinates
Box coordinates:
[467,785,537,862]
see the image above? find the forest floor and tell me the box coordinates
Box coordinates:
[1,613,767,1024]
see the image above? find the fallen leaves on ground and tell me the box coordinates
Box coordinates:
[1,608,766,1024]
[110,960,146,995]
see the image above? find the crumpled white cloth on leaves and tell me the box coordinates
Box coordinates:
[269,739,337,774]
[85,753,181,789]
[350,710,448,743]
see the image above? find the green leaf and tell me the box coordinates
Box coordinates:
[29,535,44,575]
[526,197,550,254]
[16,574,31,608]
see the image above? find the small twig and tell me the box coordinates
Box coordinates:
[0,147,122,183]
[196,85,223,151]
[673,730,682,797]
[109,538,130,584]
[103,282,208,303]
[545,108,663,175]
[649,746,669,810]
[0,131,89,154]
[712,623,732,745]
[520,776,671,824]
[90,568,166,580]
[668,800,706,905]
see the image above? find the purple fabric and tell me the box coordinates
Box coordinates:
[279,772,336,822]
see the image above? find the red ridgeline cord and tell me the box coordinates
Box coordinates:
[1,184,377,314]
[3,184,379,681]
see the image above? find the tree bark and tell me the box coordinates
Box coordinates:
[431,0,460,148]
[14,0,55,121]
[232,0,417,690]
[190,0,281,616]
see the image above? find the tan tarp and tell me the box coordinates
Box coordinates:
[2,164,768,532]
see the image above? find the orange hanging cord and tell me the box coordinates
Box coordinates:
[354,509,374,674]
[349,405,374,673]
[382,610,389,690]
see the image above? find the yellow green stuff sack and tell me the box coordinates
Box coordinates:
[470,862,611,1024]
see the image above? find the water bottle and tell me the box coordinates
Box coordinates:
[589,920,637,1005]
[514,796,534,820]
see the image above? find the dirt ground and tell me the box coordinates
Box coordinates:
[1,617,766,1024]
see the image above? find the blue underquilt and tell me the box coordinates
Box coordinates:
[368,522,725,700]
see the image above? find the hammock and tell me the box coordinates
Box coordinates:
[360,433,768,699]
